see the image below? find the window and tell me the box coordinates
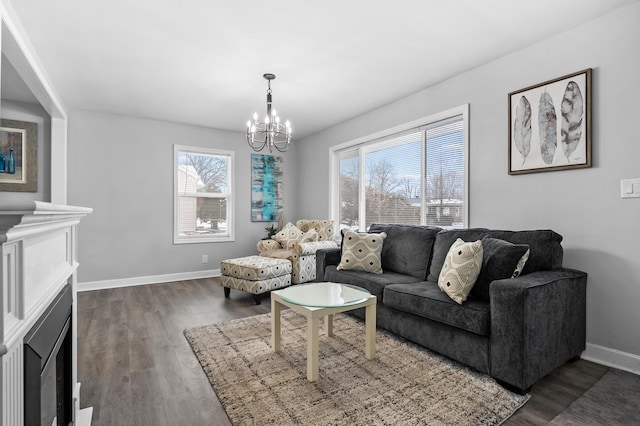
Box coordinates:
[332,105,468,232]
[174,145,234,243]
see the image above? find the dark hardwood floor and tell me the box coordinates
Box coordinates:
[77,278,608,425]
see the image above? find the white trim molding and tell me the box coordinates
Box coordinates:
[78,269,221,292]
[0,202,91,426]
[582,343,640,375]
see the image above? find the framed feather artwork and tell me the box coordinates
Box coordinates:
[508,68,591,174]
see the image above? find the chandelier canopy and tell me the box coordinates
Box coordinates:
[246,73,292,153]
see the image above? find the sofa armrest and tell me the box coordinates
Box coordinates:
[315,247,341,281]
[490,268,587,393]
[294,240,338,256]
[257,239,281,253]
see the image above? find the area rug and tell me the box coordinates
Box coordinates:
[184,311,529,426]
[549,368,640,425]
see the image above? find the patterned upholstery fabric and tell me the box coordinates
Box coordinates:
[259,228,318,252]
[291,240,338,283]
[257,239,281,252]
[337,230,387,274]
[272,223,306,249]
[221,274,291,295]
[221,256,292,296]
[221,255,291,280]
[253,221,337,285]
[294,240,338,257]
[438,238,483,304]
[297,220,335,242]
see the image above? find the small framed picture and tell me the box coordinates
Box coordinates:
[508,69,591,175]
[0,119,38,192]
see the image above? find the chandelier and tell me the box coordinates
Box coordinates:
[246,73,292,153]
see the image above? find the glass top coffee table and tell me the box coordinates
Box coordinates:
[271,282,376,382]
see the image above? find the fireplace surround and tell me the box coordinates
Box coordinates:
[1,202,91,426]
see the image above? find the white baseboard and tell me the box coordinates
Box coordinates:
[78,269,221,292]
[582,343,640,375]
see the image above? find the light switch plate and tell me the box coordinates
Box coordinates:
[621,178,640,198]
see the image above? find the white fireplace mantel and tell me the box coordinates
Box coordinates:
[1,201,92,426]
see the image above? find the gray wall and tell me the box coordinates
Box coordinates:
[297,4,640,362]
[67,109,299,283]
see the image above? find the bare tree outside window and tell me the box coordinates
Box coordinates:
[335,113,465,230]
[426,155,462,226]
[175,146,233,242]
[339,157,359,228]
[184,153,228,193]
[366,159,400,226]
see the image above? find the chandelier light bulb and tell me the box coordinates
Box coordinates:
[253,112,258,121]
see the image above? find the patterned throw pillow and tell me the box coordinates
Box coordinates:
[272,223,305,249]
[297,220,335,241]
[438,238,483,304]
[299,228,319,244]
[272,223,319,250]
[337,230,387,274]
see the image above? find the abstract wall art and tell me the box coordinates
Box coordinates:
[508,69,592,174]
[251,154,283,221]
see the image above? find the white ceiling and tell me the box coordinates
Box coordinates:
[4,0,638,138]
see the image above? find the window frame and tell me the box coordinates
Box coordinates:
[329,104,469,229]
[173,144,235,244]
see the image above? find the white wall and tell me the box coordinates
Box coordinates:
[297,4,640,371]
[67,109,299,285]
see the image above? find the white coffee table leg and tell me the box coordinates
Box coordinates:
[325,314,334,337]
[307,316,320,381]
[271,296,281,352]
[365,299,376,359]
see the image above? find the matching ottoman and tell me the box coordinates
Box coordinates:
[221,255,292,305]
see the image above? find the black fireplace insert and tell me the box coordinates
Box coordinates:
[23,284,73,426]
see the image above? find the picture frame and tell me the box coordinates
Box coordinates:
[508,68,591,175]
[0,119,38,192]
[251,154,283,222]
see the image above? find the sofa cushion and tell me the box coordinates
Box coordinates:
[384,281,491,336]
[324,265,423,300]
[438,238,483,304]
[487,229,563,274]
[259,249,294,260]
[427,228,489,282]
[471,237,530,301]
[369,224,441,279]
[337,230,387,274]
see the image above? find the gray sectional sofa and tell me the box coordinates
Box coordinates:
[316,224,587,393]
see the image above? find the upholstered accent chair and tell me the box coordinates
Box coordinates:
[257,220,337,284]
